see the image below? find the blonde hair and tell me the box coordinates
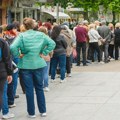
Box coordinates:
[89,24,96,29]
[23,18,35,30]
[115,23,120,28]
[20,24,26,32]
[38,26,48,35]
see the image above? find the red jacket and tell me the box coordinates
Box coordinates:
[75,26,87,42]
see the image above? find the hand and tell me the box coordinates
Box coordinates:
[7,76,12,84]
[19,54,24,58]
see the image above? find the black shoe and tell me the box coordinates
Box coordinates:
[83,64,88,66]
[15,95,19,99]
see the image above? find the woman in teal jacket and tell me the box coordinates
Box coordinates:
[10,18,55,118]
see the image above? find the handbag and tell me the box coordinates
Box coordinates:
[98,39,102,46]
[98,38,106,46]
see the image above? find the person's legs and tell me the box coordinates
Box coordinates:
[51,56,58,80]
[12,72,19,97]
[0,72,7,112]
[76,42,81,66]
[94,42,101,62]
[7,80,14,106]
[19,73,26,94]
[115,43,119,60]
[13,57,19,97]
[33,68,46,114]
[59,54,66,80]
[43,62,50,88]
[82,42,87,65]
[19,69,35,115]
[104,44,109,62]
[66,56,71,74]
[2,81,8,115]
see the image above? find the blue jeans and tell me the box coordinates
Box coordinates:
[7,57,19,105]
[51,54,66,80]
[19,68,46,115]
[43,62,50,88]
[2,81,9,115]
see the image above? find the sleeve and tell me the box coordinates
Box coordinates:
[61,35,68,49]
[2,41,13,75]
[42,35,56,56]
[10,34,23,57]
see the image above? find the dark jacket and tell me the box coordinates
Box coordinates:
[97,25,111,43]
[0,38,13,75]
[53,34,67,56]
[114,28,120,44]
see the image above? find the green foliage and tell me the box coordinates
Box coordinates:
[52,0,120,13]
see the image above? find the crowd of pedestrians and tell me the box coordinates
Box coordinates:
[0,18,120,119]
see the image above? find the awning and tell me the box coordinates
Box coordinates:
[42,11,70,19]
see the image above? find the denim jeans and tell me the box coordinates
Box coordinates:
[19,68,46,115]
[0,72,7,112]
[43,62,50,88]
[7,57,19,105]
[2,81,9,115]
[51,54,66,80]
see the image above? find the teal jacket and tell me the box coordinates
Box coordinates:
[10,30,56,69]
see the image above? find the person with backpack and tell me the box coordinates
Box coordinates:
[0,27,13,120]
[4,24,19,109]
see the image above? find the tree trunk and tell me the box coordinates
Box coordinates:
[83,11,89,21]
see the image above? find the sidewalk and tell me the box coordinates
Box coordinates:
[7,62,120,120]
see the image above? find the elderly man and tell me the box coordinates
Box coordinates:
[97,20,112,63]
[75,22,88,66]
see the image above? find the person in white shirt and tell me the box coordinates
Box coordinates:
[88,24,102,63]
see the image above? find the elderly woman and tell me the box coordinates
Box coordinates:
[88,24,102,63]
[10,18,56,118]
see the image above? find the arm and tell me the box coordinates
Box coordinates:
[2,40,13,75]
[10,34,23,57]
[42,35,56,56]
[61,35,68,49]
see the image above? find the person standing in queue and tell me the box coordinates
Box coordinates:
[10,18,56,118]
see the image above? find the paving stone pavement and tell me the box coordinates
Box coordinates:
[5,60,120,120]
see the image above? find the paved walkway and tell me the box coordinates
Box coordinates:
[5,60,120,120]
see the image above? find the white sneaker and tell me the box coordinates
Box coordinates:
[40,113,47,117]
[27,115,36,118]
[60,79,66,83]
[51,79,56,83]
[99,61,104,64]
[2,113,15,119]
[66,73,72,77]
[9,103,16,108]
[44,87,50,92]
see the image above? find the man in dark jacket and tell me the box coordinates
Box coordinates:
[0,27,13,115]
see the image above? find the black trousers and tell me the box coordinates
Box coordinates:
[66,56,71,74]
[115,42,120,60]
[89,42,101,62]
[0,72,7,112]
[76,42,87,65]
[108,44,114,58]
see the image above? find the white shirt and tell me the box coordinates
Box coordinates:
[88,28,101,43]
